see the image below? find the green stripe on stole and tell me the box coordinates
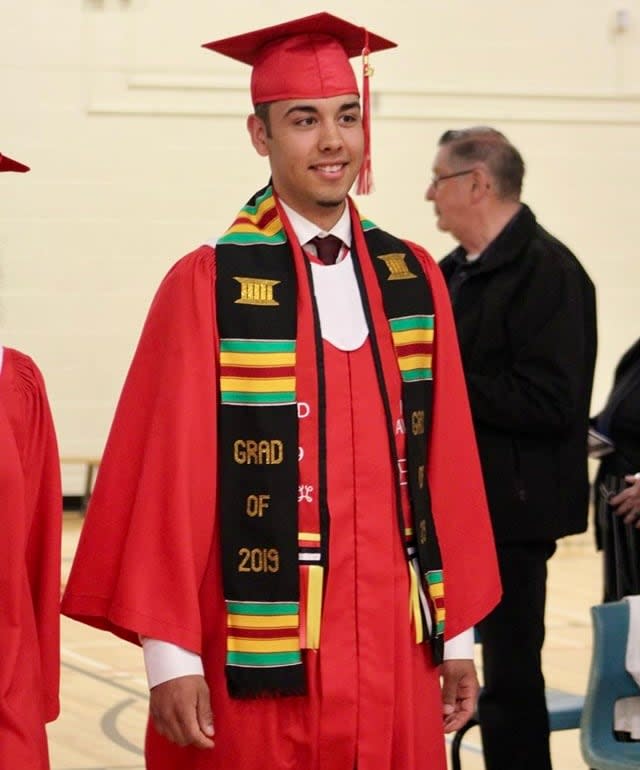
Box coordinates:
[389,315,435,332]
[226,601,299,615]
[220,339,296,353]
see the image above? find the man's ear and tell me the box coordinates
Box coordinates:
[470,167,490,203]
[247,114,269,157]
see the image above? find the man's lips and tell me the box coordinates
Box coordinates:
[310,162,348,176]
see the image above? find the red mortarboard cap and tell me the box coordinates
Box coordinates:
[203,13,395,105]
[203,13,397,194]
[0,152,30,173]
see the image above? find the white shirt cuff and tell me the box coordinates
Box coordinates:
[141,626,473,688]
[141,637,204,689]
[443,627,474,660]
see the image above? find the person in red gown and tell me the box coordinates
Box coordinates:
[62,14,501,770]
[0,151,62,769]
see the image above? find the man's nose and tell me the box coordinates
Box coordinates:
[319,121,343,151]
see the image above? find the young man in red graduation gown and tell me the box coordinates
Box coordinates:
[62,14,501,770]
[0,152,62,769]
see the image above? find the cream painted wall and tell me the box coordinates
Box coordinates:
[1,0,639,492]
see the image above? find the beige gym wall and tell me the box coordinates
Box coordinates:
[1,0,639,492]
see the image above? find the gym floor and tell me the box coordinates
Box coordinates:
[50,513,600,770]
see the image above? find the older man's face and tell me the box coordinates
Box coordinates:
[425,146,475,239]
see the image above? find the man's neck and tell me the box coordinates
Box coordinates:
[279,198,353,247]
[459,201,521,255]
[276,194,347,232]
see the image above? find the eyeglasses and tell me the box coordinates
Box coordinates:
[429,168,475,189]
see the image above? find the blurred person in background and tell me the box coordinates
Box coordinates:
[0,151,62,769]
[427,126,597,770]
[590,337,640,600]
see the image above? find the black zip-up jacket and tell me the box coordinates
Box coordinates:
[440,204,597,543]
[593,337,640,543]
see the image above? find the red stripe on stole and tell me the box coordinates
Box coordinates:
[231,626,299,640]
[220,365,295,378]
[394,342,433,357]
[234,204,279,231]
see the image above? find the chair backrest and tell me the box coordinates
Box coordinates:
[580,600,640,763]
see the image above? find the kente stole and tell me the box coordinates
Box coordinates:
[215,185,444,698]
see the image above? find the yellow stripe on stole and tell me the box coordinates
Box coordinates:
[398,355,433,371]
[220,377,296,393]
[392,329,435,345]
[220,352,296,367]
[306,564,324,650]
[247,196,276,221]
[227,637,299,653]
[436,608,446,623]
[228,219,283,237]
[408,563,424,644]
[227,615,298,629]
[232,197,277,226]
[299,531,321,542]
[429,583,444,599]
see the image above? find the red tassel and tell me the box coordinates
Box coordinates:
[356,35,374,195]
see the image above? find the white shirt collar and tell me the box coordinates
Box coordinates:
[279,199,352,249]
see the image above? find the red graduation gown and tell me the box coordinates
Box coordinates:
[62,245,500,770]
[0,347,62,770]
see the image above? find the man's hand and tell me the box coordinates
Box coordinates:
[149,674,215,749]
[611,474,640,527]
[440,659,479,734]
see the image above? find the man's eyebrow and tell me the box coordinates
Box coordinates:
[282,101,361,118]
[283,104,319,118]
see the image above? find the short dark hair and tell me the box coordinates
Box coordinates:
[254,102,273,138]
[438,126,525,201]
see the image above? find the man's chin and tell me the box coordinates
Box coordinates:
[316,198,345,209]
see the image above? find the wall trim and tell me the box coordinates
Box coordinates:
[88,72,640,125]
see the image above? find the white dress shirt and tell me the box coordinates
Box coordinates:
[281,200,368,351]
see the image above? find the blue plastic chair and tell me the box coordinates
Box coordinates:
[450,623,584,770]
[450,687,584,770]
[580,600,640,770]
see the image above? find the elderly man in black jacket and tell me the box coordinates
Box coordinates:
[427,127,597,770]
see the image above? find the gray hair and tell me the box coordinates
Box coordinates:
[438,126,525,200]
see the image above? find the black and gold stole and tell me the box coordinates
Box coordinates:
[215,185,444,698]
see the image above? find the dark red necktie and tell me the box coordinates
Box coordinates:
[310,234,342,265]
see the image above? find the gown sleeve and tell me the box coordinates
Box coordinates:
[62,247,220,653]
[1,348,62,722]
